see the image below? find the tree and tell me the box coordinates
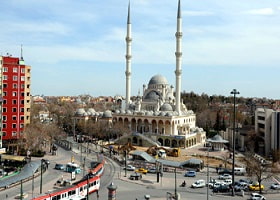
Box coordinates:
[245,152,272,194]
[213,110,221,131]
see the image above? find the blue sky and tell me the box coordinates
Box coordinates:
[0,0,279,99]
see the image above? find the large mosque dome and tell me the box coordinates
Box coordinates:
[148,75,168,85]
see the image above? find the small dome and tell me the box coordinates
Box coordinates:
[144,91,160,101]
[102,111,112,118]
[160,103,173,111]
[88,108,96,114]
[76,108,86,116]
[148,75,168,85]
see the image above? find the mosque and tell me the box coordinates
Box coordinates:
[112,0,206,148]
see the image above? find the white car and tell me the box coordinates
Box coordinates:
[250,193,266,200]
[270,182,280,190]
[223,179,232,185]
[148,167,157,173]
[191,180,206,188]
[218,173,232,180]
[124,165,135,171]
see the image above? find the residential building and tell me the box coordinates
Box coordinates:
[0,55,31,152]
[255,107,280,156]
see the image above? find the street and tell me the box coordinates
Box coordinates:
[1,140,280,200]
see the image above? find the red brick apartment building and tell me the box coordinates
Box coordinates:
[0,55,31,152]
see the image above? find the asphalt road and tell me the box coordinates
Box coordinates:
[1,141,280,200]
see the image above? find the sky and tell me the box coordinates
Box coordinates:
[0,0,280,99]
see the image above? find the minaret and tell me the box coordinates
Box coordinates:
[125,1,132,110]
[175,0,182,115]
[19,44,25,65]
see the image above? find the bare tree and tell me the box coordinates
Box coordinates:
[245,152,272,194]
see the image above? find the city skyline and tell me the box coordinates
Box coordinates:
[0,0,280,99]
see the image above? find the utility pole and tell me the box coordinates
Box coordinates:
[231,89,239,196]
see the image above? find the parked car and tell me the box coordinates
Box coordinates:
[191,180,206,188]
[148,167,157,174]
[249,183,264,191]
[270,182,280,190]
[234,167,246,175]
[218,173,232,180]
[250,193,266,200]
[239,178,252,184]
[223,179,232,185]
[184,170,196,177]
[124,165,135,171]
[207,180,223,189]
[54,164,65,170]
[135,168,148,174]
[234,182,248,191]
[218,168,232,175]
[213,184,230,193]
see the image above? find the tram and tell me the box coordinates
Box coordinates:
[32,160,104,200]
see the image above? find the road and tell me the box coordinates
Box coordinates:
[1,140,280,200]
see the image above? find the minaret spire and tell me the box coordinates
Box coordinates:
[20,44,24,60]
[175,0,182,115]
[125,1,132,110]
[19,44,25,65]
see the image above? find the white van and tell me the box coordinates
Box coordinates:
[191,180,206,188]
[234,167,246,175]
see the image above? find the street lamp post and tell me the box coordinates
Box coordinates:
[206,147,210,200]
[231,89,239,196]
[40,159,43,194]
[174,167,177,200]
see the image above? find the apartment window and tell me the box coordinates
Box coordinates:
[3,100,7,104]
[21,92,24,97]
[13,100,17,104]
[3,116,7,121]
[20,116,24,120]
[21,100,24,104]
[21,84,25,89]
[20,124,24,128]
[21,68,25,73]
[13,84,17,89]
[20,108,24,112]
[2,132,6,136]
[12,92,17,96]
[12,107,17,112]
[3,75,7,80]
[3,67,8,72]
[13,67,18,73]
[12,132,17,136]
[2,124,6,128]
[3,92,7,96]
[12,124,16,128]
[3,84,7,88]
[12,116,17,120]
[21,76,25,81]
[3,108,6,112]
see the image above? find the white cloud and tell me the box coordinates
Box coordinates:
[244,8,274,15]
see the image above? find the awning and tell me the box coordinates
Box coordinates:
[1,154,26,162]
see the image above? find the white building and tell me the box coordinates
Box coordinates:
[255,108,280,156]
[112,0,206,148]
